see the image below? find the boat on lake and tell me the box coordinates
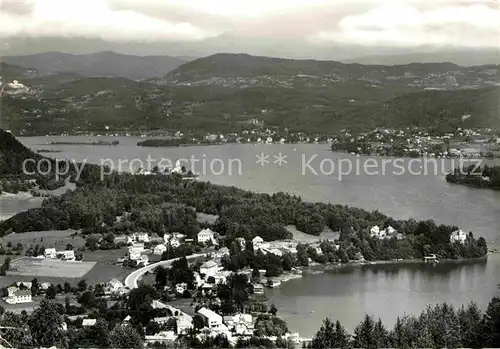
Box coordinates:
[423,254,439,263]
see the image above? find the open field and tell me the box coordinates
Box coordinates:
[196,212,218,225]
[0,247,132,287]
[0,229,85,251]
[81,248,131,284]
[286,225,340,243]
[0,234,163,288]
[0,192,44,221]
[8,257,96,278]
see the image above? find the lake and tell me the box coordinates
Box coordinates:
[9,136,500,336]
[266,256,499,336]
[0,192,44,221]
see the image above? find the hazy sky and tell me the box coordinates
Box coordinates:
[0,0,499,56]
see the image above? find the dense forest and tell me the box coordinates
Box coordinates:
[0,171,488,260]
[446,164,500,189]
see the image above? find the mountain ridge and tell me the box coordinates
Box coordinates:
[2,35,498,66]
[343,49,500,66]
[2,51,186,81]
[2,54,499,135]
[164,53,493,82]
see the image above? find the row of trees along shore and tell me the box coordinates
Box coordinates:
[0,295,500,348]
[0,171,488,260]
[446,164,500,189]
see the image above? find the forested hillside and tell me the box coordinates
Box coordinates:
[2,53,499,135]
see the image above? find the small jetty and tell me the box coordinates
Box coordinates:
[267,280,282,288]
[423,254,439,263]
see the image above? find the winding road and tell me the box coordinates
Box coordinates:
[124,253,208,289]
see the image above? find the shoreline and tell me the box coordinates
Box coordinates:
[273,255,490,287]
[0,191,43,222]
[445,180,500,191]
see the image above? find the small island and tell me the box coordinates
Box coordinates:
[446,164,500,189]
[48,140,119,146]
[137,138,221,148]
[36,149,63,153]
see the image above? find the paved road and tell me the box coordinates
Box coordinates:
[124,253,207,289]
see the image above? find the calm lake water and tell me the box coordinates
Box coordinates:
[0,192,44,221]
[8,136,500,336]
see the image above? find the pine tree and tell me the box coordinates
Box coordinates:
[415,327,435,348]
[390,316,405,348]
[373,318,390,348]
[483,297,500,347]
[311,318,336,349]
[353,315,376,349]
[442,304,462,348]
[458,302,484,348]
[333,320,352,348]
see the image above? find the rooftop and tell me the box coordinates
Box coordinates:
[201,260,218,268]
[198,307,222,321]
[198,228,214,235]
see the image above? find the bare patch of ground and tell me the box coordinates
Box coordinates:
[196,212,219,225]
[8,257,96,278]
[286,225,339,243]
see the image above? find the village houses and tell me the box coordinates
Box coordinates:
[169,237,181,248]
[128,243,145,260]
[223,314,254,336]
[175,283,188,294]
[450,229,468,244]
[162,232,185,248]
[252,236,264,247]
[370,226,402,240]
[200,260,219,277]
[198,307,223,329]
[43,248,75,260]
[128,232,149,244]
[145,331,177,345]
[59,250,76,260]
[252,283,265,295]
[252,236,271,251]
[82,319,97,327]
[4,289,32,304]
[154,244,167,255]
[44,248,57,258]
[197,228,217,244]
[106,278,127,295]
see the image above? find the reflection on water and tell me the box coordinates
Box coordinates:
[267,256,498,337]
